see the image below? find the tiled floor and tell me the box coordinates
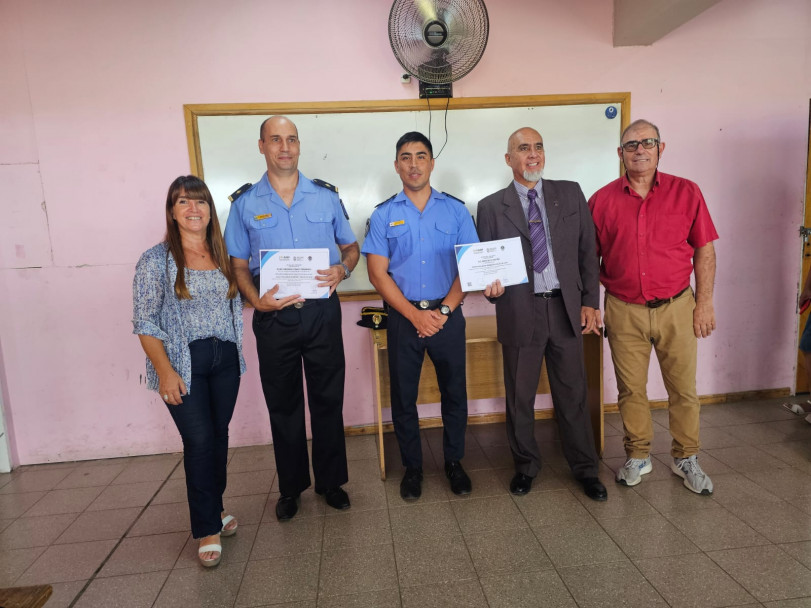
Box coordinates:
[2,398,811,607]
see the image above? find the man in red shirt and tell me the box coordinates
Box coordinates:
[588,119,718,495]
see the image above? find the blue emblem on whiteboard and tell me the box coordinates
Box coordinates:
[605,106,618,119]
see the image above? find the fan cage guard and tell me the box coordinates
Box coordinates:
[389,0,489,85]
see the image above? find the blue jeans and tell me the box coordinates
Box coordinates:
[166,338,240,539]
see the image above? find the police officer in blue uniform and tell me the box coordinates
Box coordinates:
[224,115,359,521]
[362,131,479,500]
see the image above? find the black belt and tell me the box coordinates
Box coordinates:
[290,299,324,309]
[645,286,689,309]
[251,275,330,310]
[534,289,562,298]
[408,298,443,310]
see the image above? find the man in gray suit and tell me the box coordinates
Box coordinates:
[477,127,606,501]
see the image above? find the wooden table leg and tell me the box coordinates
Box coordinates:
[583,332,604,457]
[371,332,387,480]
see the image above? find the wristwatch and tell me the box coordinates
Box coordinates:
[439,304,451,316]
[340,262,351,280]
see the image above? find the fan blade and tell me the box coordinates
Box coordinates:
[415,0,438,23]
[389,0,489,85]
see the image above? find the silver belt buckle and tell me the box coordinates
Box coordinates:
[294,302,304,309]
[418,300,429,309]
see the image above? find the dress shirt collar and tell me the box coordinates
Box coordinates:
[512,179,543,201]
[620,170,661,195]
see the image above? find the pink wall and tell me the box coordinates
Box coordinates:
[1,0,809,464]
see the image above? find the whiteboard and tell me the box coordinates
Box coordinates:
[190,96,627,294]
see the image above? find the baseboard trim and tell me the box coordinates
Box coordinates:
[344,409,555,437]
[344,387,792,437]
[602,387,791,413]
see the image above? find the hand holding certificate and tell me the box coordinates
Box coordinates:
[455,237,529,292]
[259,248,330,299]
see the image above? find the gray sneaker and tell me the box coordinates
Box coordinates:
[671,455,713,495]
[615,457,652,486]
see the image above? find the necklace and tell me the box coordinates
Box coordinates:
[183,246,209,259]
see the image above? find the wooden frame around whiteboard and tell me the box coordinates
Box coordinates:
[183,93,631,179]
[184,93,630,300]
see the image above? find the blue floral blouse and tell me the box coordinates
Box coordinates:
[132,242,246,394]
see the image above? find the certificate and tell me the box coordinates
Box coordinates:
[455,237,529,292]
[259,248,330,299]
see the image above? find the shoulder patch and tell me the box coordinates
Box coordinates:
[313,179,348,219]
[228,182,253,203]
[442,191,466,205]
[312,178,338,193]
[375,194,397,208]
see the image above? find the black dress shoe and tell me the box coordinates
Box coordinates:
[445,460,472,495]
[509,472,534,496]
[400,467,423,500]
[322,486,351,510]
[580,477,608,501]
[275,495,299,521]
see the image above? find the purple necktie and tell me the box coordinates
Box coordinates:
[527,188,549,273]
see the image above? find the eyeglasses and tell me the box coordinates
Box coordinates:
[621,138,659,152]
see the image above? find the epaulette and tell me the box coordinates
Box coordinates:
[228,182,253,203]
[442,191,466,205]
[312,178,349,219]
[375,194,397,208]
[312,178,338,193]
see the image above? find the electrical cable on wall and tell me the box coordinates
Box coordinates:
[427,96,451,158]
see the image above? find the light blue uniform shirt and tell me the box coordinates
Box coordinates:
[224,172,357,276]
[362,188,479,301]
[513,180,561,292]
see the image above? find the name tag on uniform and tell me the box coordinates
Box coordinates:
[254,213,272,220]
[389,219,405,227]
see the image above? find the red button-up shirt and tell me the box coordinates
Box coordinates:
[588,171,719,305]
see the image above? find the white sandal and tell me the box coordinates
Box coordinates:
[781,401,809,416]
[198,542,222,567]
[221,514,238,537]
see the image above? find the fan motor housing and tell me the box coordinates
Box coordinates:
[423,20,448,47]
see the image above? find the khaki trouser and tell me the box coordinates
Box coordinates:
[605,289,700,459]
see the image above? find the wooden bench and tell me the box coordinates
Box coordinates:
[0,585,53,608]
[369,315,603,479]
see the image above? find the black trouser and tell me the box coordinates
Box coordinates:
[502,296,599,479]
[386,305,468,469]
[252,292,348,497]
[166,338,240,539]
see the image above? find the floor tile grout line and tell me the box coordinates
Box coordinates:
[228,489,268,608]
[611,452,789,604]
[447,486,496,607]
[522,485,620,608]
[8,406,811,606]
[311,511,326,607]
[65,457,186,608]
[381,459,409,608]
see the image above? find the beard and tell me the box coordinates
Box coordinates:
[523,169,543,182]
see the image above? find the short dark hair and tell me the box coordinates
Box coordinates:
[395,131,433,158]
[259,117,270,140]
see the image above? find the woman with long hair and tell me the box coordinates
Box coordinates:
[133,175,245,567]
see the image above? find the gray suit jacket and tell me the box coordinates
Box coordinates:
[476,179,600,346]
